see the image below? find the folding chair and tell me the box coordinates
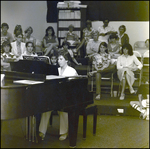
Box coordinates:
[133,41,148,56]
[87,60,114,97]
[142,50,149,84]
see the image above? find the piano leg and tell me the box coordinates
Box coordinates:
[68,109,80,148]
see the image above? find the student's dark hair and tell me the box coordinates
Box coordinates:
[103,18,109,23]
[25,41,34,48]
[45,26,55,37]
[1,41,12,53]
[121,43,133,56]
[62,41,70,48]
[58,49,70,61]
[98,42,108,53]
[109,33,118,40]
[119,25,126,32]
[14,25,23,35]
[50,50,58,58]
[86,20,92,27]
[24,26,33,34]
[1,23,9,29]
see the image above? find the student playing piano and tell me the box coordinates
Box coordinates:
[39,49,78,141]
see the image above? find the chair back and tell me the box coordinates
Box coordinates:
[133,51,143,87]
[133,51,142,62]
[134,41,148,56]
[143,51,149,65]
[134,41,147,49]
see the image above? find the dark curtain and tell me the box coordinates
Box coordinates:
[47,1,63,23]
[47,1,149,22]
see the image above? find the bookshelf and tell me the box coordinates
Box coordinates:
[57,7,87,46]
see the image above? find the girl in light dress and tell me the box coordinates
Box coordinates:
[117,43,143,100]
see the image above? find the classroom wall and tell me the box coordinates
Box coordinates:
[1,1,149,47]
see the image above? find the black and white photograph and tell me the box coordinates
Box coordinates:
[1,1,149,148]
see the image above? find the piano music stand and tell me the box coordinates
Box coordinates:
[10,60,59,75]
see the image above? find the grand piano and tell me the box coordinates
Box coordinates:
[1,60,93,148]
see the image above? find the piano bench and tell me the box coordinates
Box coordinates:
[80,104,97,139]
[49,105,97,139]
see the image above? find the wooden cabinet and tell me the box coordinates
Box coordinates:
[57,7,87,46]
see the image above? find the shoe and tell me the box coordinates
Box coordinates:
[119,94,125,100]
[130,88,135,94]
[95,94,100,100]
[39,132,45,140]
[59,133,68,141]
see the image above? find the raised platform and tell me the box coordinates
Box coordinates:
[93,89,147,117]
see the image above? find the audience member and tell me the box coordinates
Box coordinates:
[43,26,59,57]
[76,20,95,57]
[23,26,36,46]
[13,25,23,40]
[64,24,80,56]
[86,30,101,59]
[1,23,14,47]
[98,19,117,44]
[117,43,143,100]
[118,25,129,46]
[107,33,121,64]
[39,50,78,141]
[60,41,82,67]
[130,94,149,120]
[11,33,26,59]
[88,42,116,100]
[49,52,58,66]
[20,41,38,59]
[1,41,18,71]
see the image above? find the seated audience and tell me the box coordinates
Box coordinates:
[13,25,23,40]
[86,30,101,59]
[43,26,59,57]
[107,33,121,64]
[1,23,14,47]
[1,41,18,71]
[117,43,143,100]
[64,24,80,55]
[118,25,129,46]
[76,20,95,58]
[60,41,82,67]
[23,26,36,46]
[20,41,38,59]
[39,50,78,141]
[88,42,116,100]
[98,19,117,44]
[11,33,26,59]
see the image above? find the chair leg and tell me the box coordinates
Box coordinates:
[111,74,113,97]
[83,114,87,139]
[49,113,53,126]
[93,107,97,136]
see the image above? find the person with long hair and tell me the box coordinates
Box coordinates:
[23,26,36,46]
[43,26,59,57]
[117,43,143,100]
[88,42,116,100]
